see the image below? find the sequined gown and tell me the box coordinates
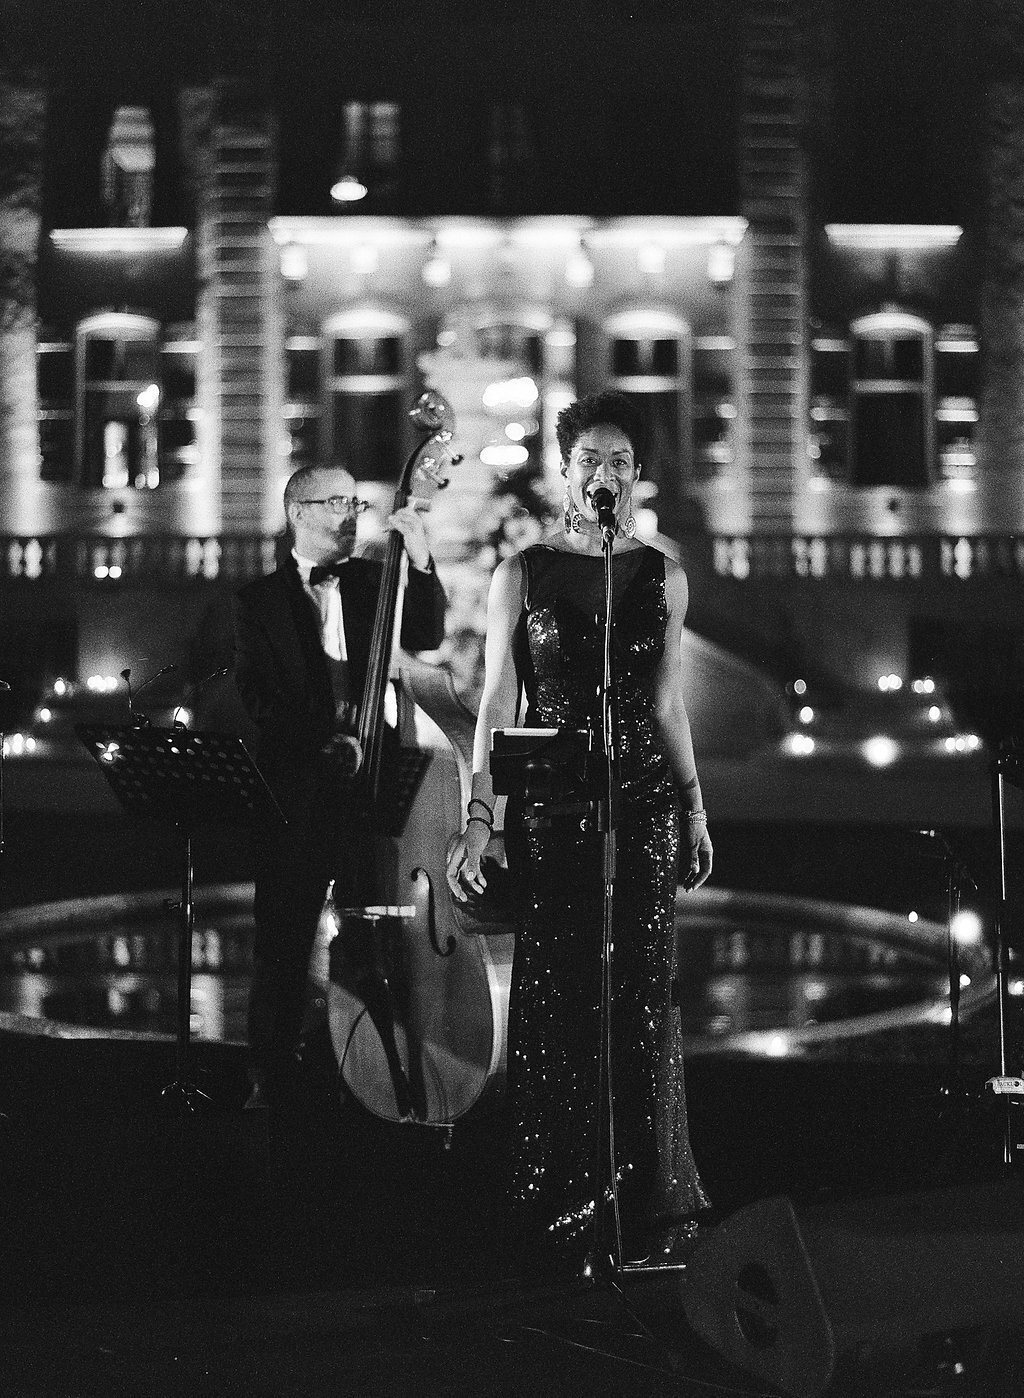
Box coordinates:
[504,542,709,1257]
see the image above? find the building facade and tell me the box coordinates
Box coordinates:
[0,0,1021,741]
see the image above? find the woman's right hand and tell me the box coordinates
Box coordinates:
[445,821,493,901]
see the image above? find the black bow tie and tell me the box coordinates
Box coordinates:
[309,560,349,586]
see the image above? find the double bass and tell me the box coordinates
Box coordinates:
[319,392,514,1126]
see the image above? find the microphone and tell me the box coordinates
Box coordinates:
[124,664,178,726]
[586,485,618,540]
[172,665,231,730]
[915,828,979,890]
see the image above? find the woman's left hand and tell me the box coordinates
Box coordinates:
[682,827,713,893]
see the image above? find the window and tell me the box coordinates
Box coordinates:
[605,307,691,537]
[37,338,73,483]
[473,315,547,474]
[321,307,411,480]
[74,312,162,490]
[849,310,933,489]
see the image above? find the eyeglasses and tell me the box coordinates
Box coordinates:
[297,496,372,517]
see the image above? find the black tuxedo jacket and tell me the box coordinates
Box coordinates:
[232,554,447,822]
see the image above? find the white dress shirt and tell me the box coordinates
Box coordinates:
[293,549,348,661]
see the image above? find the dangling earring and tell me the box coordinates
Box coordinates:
[621,479,638,537]
[562,492,583,534]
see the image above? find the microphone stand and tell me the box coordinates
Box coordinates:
[583,512,625,1284]
[987,747,1024,1167]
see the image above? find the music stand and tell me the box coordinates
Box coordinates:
[77,724,285,1113]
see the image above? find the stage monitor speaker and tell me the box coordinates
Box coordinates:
[679,1180,1024,1398]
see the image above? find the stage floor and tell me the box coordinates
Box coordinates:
[2,812,1024,1395]
[1,1030,1023,1397]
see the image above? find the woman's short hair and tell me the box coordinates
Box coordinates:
[555,391,646,464]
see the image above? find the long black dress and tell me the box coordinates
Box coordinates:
[504,542,709,1260]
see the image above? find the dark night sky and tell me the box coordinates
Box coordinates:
[11,0,992,227]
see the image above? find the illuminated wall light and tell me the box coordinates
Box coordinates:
[280,243,308,280]
[331,173,368,202]
[927,705,942,722]
[825,223,962,250]
[763,1034,792,1058]
[505,422,527,441]
[36,708,52,723]
[1009,979,1024,997]
[945,477,977,494]
[52,678,69,696]
[877,674,903,692]
[912,678,936,694]
[798,706,814,724]
[785,733,815,756]
[862,735,899,767]
[807,475,830,493]
[706,242,735,284]
[637,242,666,275]
[793,679,807,696]
[94,565,109,579]
[350,243,379,274]
[564,243,595,288]
[136,383,160,413]
[908,910,919,923]
[108,565,122,580]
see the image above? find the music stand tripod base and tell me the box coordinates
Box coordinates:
[77,724,286,1115]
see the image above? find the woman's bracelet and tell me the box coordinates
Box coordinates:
[467,798,494,824]
[685,808,708,825]
[465,815,492,833]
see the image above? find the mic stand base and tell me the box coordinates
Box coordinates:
[159,1080,214,1117]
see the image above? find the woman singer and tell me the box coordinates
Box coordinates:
[446,390,712,1265]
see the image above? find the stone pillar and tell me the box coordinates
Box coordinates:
[0,67,46,535]
[734,0,809,533]
[192,81,282,537]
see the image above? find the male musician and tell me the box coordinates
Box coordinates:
[233,463,447,1111]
